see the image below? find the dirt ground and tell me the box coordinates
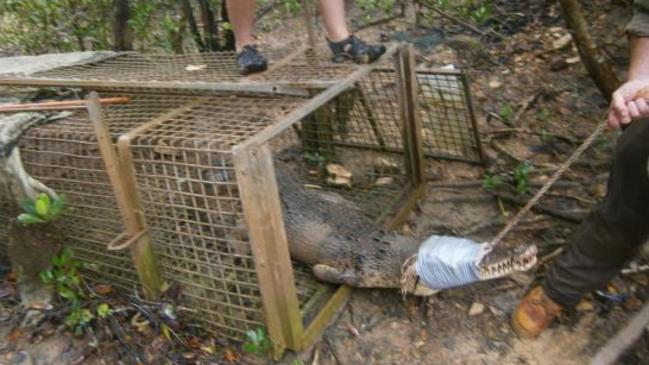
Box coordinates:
[2,1,649,364]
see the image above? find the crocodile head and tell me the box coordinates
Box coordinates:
[476,243,538,281]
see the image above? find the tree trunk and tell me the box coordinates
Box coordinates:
[112,0,133,51]
[221,0,235,51]
[558,0,619,101]
[8,222,61,308]
[197,0,220,51]
[182,0,207,52]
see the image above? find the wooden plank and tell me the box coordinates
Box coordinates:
[386,184,426,231]
[86,92,163,299]
[302,0,317,52]
[591,302,649,365]
[460,72,486,165]
[240,43,400,148]
[232,143,304,359]
[299,285,351,350]
[395,44,426,187]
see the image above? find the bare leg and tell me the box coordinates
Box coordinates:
[318,0,350,42]
[226,0,256,52]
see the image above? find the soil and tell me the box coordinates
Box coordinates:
[2,1,649,364]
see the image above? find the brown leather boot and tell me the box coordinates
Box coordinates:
[512,286,563,338]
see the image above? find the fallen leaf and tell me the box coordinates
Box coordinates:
[223,348,240,363]
[185,64,207,71]
[489,79,502,89]
[552,34,572,50]
[576,300,594,312]
[469,302,485,316]
[374,177,394,186]
[93,284,113,295]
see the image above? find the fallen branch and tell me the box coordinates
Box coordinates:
[491,191,585,223]
[511,90,543,126]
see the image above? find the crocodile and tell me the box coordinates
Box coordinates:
[274,159,538,295]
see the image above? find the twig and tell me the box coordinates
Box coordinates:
[491,191,585,223]
[512,90,543,126]
[484,127,578,145]
[354,11,405,32]
[428,6,486,36]
[324,335,343,365]
[538,247,564,266]
[621,264,649,275]
[545,191,596,205]
[428,6,505,40]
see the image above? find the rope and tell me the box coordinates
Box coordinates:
[489,119,609,248]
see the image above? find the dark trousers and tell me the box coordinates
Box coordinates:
[543,118,649,307]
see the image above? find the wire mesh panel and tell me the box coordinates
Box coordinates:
[0,188,15,262]
[303,68,483,164]
[120,94,307,341]
[14,95,195,290]
[0,45,481,354]
[0,48,359,91]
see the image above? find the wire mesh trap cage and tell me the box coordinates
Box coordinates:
[0,44,483,357]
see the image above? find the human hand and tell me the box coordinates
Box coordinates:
[608,79,649,129]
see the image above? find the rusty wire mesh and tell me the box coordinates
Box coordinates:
[0,53,482,346]
[0,48,358,89]
[0,188,15,262]
[298,68,482,167]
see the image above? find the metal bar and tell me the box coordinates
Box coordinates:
[0,78,320,96]
[239,43,400,148]
[86,91,163,299]
[394,44,426,187]
[232,143,305,358]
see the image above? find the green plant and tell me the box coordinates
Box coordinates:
[469,2,493,25]
[291,360,306,365]
[302,151,326,167]
[243,328,272,355]
[513,161,533,194]
[39,248,94,335]
[17,193,66,225]
[96,303,112,319]
[65,308,94,335]
[482,174,502,191]
[40,247,83,306]
[537,107,552,122]
[499,103,514,122]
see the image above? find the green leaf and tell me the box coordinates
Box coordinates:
[161,323,171,340]
[35,193,51,218]
[20,200,38,216]
[49,194,66,219]
[39,270,54,284]
[97,303,111,319]
[242,342,258,354]
[58,286,77,301]
[17,213,45,225]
